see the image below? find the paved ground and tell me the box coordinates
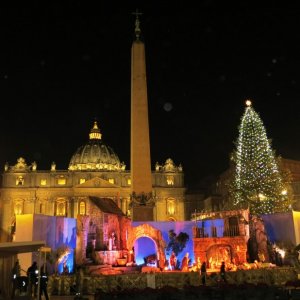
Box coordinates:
[92,285,300,300]
[13,286,300,300]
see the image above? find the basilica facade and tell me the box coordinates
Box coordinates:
[0,121,186,244]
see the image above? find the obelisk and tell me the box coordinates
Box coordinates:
[130,12,153,221]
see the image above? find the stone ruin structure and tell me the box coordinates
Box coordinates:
[192,209,250,269]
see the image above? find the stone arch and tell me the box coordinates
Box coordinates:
[54,197,68,216]
[206,243,233,267]
[127,223,166,269]
[194,236,248,268]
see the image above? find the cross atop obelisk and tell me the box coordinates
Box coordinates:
[132,9,143,40]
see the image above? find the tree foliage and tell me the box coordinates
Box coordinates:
[165,229,189,256]
[228,101,293,215]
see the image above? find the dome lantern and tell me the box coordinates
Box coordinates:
[68,121,125,172]
[89,121,102,140]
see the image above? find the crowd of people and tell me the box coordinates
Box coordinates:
[10,260,49,300]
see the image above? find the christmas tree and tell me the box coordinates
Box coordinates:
[230,100,292,215]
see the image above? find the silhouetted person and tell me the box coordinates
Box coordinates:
[11,260,21,299]
[220,261,226,282]
[200,262,207,285]
[39,266,49,300]
[27,261,38,298]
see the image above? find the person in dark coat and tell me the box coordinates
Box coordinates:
[200,262,207,285]
[39,266,49,300]
[27,261,38,298]
[11,260,21,299]
[220,261,227,282]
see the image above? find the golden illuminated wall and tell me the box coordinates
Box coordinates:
[15,214,34,274]
[293,210,300,245]
[15,214,56,273]
[155,191,185,221]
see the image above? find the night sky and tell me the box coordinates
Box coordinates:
[1,4,300,188]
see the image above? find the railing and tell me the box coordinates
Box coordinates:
[194,225,241,238]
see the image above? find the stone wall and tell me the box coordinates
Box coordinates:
[47,267,298,295]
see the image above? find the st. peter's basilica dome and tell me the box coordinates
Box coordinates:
[68,121,125,171]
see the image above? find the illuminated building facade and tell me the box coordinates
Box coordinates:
[0,13,187,249]
[0,120,185,236]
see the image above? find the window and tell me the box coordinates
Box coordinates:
[55,199,67,216]
[79,201,86,215]
[40,179,47,186]
[79,178,86,184]
[166,175,174,186]
[16,176,24,186]
[127,178,131,185]
[108,178,115,184]
[57,176,66,185]
[167,199,176,215]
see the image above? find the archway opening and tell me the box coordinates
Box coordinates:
[206,244,232,270]
[134,236,156,266]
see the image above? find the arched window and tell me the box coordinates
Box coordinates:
[166,175,174,186]
[55,199,67,216]
[167,199,176,215]
[57,176,66,185]
[16,176,24,186]
[79,201,86,215]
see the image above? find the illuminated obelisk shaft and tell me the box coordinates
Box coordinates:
[130,13,153,220]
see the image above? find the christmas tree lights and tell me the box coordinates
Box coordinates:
[230,100,291,215]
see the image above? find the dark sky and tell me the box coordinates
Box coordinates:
[1,3,300,188]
